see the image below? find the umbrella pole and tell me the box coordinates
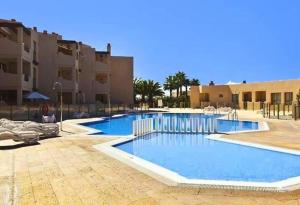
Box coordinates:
[60,86,63,131]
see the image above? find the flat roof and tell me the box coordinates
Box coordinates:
[57,39,77,44]
[0,19,31,35]
[204,78,300,86]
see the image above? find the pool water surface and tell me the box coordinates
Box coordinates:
[115,132,300,182]
[81,113,258,135]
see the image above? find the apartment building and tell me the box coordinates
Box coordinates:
[38,31,80,104]
[0,19,134,105]
[110,56,134,104]
[0,19,39,105]
[190,79,300,109]
[79,44,111,104]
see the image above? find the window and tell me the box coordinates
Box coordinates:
[33,41,37,61]
[271,93,281,105]
[0,63,7,72]
[0,62,17,74]
[243,92,252,102]
[284,92,293,105]
[202,93,209,102]
[219,94,223,98]
[232,94,239,104]
[58,67,72,80]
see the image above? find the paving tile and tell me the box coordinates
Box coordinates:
[1,116,300,204]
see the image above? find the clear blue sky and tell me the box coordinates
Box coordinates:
[2,0,300,85]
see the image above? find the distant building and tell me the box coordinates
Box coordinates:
[190,79,300,109]
[0,19,134,105]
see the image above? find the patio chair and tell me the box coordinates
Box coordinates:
[42,114,56,123]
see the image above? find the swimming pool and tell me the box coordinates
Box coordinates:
[115,132,300,183]
[81,113,258,135]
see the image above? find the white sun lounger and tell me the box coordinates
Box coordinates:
[0,119,59,138]
[0,128,40,144]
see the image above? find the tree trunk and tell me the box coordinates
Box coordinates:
[179,86,182,96]
[141,95,145,103]
[185,85,188,97]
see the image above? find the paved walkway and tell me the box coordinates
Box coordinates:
[1,111,300,204]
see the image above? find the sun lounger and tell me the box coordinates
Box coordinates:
[0,127,40,144]
[18,121,59,137]
[0,118,59,138]
[219,107,232,113]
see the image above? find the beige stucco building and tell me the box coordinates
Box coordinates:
[0,19,39,105]
[190,79,300,109]
[0,19,134,105]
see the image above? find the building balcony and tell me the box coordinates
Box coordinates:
[0,71,19,88]
[0,38,22,57]
[58,45,73,56]
[95,61,109,71]
[21,44,32,61]
[57,78,78,91]
[22,74,33,90]
[94,81,109,93]
[57,52,76,67]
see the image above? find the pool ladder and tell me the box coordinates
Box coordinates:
[228,111,238,120]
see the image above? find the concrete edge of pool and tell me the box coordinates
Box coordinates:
[72,113,269,136]
[91,121,300,192]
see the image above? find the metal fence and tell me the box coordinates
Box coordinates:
[194,100,300,120]
[133,117,218,136]
[261,103,294,120]
[239,102,300,120]
[0,103,134,122]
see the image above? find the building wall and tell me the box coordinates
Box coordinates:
[38,33,80,104]
[38,33,60,102]
[0,20,40,104]
[78,44,96,103]
[190,79,300,109]
[110,56,134,105]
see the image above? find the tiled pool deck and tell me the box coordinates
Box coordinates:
[2,110,300,204]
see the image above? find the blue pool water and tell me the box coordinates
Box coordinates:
[81,113,258,135]
[115,132,300,182]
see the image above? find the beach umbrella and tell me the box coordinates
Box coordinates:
[24,91,50,102]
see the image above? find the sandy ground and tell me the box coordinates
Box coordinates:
[1,109,300,205]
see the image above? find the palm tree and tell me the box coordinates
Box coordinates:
[190,78,200,86]
[139,80,148,103]
[175,71,186,97]
[164,76,175,98]
[133,77,142,103]
[146,80,164,106]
